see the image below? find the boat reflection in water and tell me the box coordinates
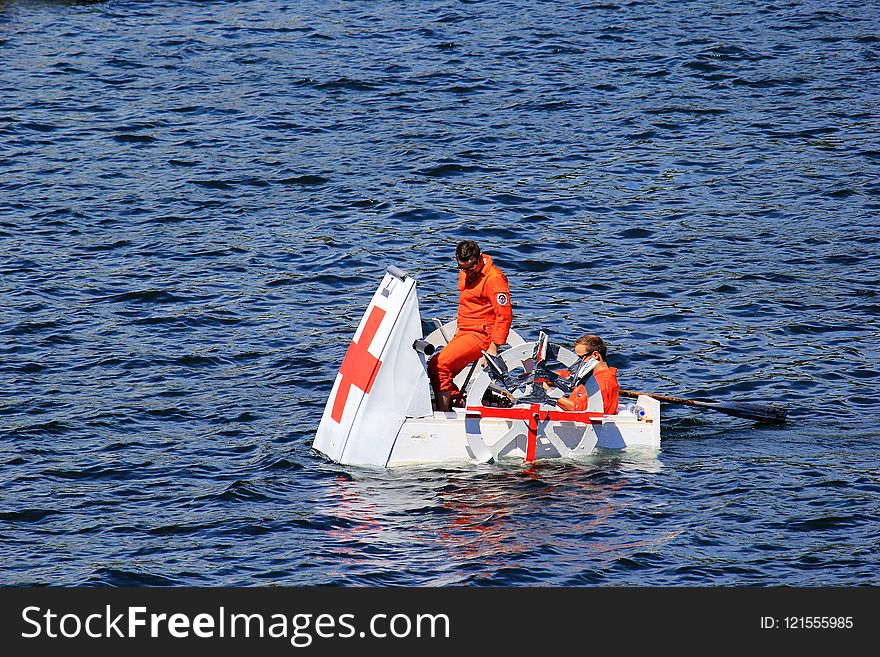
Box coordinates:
[317,451,677,585]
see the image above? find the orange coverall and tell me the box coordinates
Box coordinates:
[428,254,512,398]
[565,367,620,415]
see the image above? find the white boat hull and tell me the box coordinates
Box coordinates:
[387,397,660,466]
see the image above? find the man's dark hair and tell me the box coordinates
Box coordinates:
[456,240,481,262]
[574,334,608,361]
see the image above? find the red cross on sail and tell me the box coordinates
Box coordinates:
[330,305,387,423]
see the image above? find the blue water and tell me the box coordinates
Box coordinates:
[1,0,879,586]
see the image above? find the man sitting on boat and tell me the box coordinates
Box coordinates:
[428,240,513,411]
[552,334,620,415]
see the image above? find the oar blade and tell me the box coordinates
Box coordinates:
[620,389,789,424]
[704,401,788,424]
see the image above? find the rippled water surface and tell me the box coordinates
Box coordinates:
[1,0,879,586]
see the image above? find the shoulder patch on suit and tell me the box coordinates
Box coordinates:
[496,292,509,306]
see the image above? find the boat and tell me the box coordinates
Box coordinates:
[312,266,660,467]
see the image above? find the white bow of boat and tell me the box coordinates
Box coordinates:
[312,266,660,467]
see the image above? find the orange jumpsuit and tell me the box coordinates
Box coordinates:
[565,367,620,414]
[428,254,513,397]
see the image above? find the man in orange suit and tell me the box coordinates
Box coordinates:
[428,240,513,411]
[555,334,620,415]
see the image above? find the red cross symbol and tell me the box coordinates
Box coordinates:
[330,305,387,423]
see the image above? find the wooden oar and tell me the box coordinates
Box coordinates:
[620,389,788,423]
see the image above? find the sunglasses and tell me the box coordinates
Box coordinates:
[457,259,481,272]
